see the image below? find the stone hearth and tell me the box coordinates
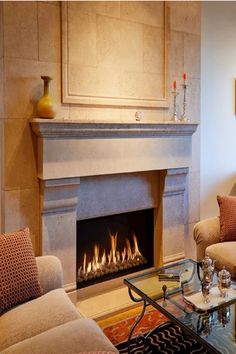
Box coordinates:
[31,119,198,293]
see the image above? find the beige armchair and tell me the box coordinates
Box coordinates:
[193,217,236,278]
[0,255,118,354]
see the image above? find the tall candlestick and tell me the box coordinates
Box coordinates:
[181,73,189,122]
[171,80,179,121]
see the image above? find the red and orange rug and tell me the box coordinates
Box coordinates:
[98,306,168,346]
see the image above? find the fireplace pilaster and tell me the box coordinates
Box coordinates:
[40,177,80,291]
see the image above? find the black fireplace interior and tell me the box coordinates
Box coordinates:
[76,208,154,288]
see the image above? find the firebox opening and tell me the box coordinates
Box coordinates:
[76,208,154,289]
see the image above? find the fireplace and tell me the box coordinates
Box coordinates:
[31,120,198,292]
[77,209,154,288]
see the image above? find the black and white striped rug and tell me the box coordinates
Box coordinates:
[116,321,210,354]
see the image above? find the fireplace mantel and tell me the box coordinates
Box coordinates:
[30,119,198,180]
[30,119,198,291]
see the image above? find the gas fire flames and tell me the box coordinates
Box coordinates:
[77,232,147,283]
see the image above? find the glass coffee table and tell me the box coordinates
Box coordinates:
[124,259,236,354]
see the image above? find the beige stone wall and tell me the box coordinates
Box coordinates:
[0,1,63,252]
[0,1,200,258]
[166,1,201,258]
[0,2,3,233]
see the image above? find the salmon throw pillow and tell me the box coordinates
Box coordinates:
[217,195,236,242]
[0,227,42,315]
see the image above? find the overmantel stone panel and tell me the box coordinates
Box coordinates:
[61,2,168,108]
[31,119,198,181]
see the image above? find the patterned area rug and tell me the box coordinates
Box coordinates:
[98,307,210,354]
[98,306,168,346]
[116,322,210,354]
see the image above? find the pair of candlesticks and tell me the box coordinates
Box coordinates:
[172,73,189,122]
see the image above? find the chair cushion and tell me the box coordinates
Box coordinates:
[0,288,81,352]
[217,195,236,242]
[206,241,236,278]
[193,216,220,261]
[2,318,117,354]
[0,227,42,315]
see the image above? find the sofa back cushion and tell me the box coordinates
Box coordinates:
[0,227,42,315]
[217,195,236,242]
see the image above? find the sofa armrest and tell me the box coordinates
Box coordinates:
[36,256,64,295]
[193,216,220,261]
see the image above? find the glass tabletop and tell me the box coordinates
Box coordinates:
[124,259,236,354]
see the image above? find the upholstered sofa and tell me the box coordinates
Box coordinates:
[0,255,118,354]
[193,216,236,278]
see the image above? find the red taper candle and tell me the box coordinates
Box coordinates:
[173,80,177,90]
[183,72,187,82]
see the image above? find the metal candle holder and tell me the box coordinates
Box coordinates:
[171,90,179,121]
[181,83,189,122]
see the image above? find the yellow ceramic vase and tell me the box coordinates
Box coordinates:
[36,76,57,119]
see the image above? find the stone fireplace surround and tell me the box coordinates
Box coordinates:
[31,119,198,295]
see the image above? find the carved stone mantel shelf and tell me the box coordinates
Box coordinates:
[31,119,198,139]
